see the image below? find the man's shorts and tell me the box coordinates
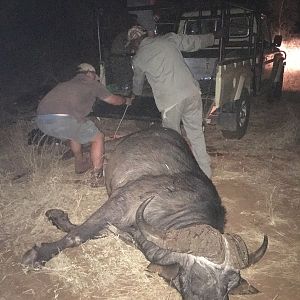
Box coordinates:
[36,114,100,144]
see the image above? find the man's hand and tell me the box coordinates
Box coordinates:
[124,94,135,106]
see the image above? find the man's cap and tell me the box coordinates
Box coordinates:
[77,63,96,73]
[126,25,147,47]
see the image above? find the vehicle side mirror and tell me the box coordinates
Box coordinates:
[273,35,282,47]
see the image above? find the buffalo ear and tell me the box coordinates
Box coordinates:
[229,277,260,295]
[147,263,179,281]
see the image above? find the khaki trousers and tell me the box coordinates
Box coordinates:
[161,94,212,178]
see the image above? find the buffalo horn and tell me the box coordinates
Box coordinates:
[224,234,268,270]
[136,198,268,269]
[247,235,268,268]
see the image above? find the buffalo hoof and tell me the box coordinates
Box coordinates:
[46,209,75,232]
[21,245,46,269]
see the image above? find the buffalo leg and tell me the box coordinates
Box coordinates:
[46,209,77,232]
[22,208,112,268]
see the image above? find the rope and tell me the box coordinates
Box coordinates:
[113,104,129,139]
[203,59,219,119]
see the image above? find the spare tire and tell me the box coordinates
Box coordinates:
[221,89,251,139]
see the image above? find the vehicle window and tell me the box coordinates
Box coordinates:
[156,23,177,34]
[155,8,181,35]
[229,17,249,37]
[186,18,220,35]
[185,16,249,37]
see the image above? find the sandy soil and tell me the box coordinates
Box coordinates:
[0,71,299,300]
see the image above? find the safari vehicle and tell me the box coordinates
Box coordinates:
[104,1,286,139]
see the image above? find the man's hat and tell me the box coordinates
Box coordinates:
[126,25,147,47]
[77,63,96,73]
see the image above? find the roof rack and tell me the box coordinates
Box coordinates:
[126,1,256,13]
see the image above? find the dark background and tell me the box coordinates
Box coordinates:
[1,0,299,117]
[2,0,299,72]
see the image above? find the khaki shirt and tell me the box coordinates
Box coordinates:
[37,74,112,121]
[132,33,214,111]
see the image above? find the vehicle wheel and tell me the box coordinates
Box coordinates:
[221,90,250,139]
[268,66,284,103]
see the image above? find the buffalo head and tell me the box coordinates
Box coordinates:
[133,197,268,300]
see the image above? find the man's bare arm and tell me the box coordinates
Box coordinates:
[103,95,133,106]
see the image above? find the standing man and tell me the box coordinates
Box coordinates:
[127,26,217,178]
[110,14,138,91]
[37,63,131,187]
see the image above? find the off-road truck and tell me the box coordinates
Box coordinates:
[102,1,286,139]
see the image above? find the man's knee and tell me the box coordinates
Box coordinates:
[90,131,104,144]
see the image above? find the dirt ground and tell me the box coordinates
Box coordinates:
[0,69,300,300]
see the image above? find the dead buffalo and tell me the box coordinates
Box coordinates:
[22,127,268,300]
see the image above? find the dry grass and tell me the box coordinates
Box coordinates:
[214,170,300,299]
[43,237,179,299]
[238,227,300,282]
[247,101,300,151]
[1,115,300,299]
[0,121,180,299]
[268,104,300,148]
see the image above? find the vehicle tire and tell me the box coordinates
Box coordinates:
[221,90,250,139]
[268,64,284,103]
